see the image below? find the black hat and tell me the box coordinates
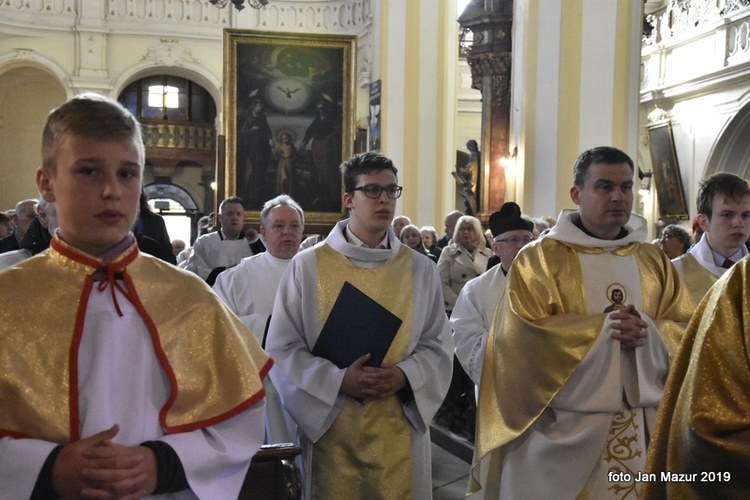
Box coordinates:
[489,202,534,238]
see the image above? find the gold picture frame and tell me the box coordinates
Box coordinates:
[647,121,689,221]
[223,29,356,231]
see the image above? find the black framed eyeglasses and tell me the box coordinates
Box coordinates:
[352,184,403,199]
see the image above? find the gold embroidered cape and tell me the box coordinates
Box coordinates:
[643,257,750,499]
[0,237,272,443]
[470,233,693,494]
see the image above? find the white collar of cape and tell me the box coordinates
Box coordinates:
[545,209,648,250]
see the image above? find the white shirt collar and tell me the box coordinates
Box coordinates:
[344,223,389,249]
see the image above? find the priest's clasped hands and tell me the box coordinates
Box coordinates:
[610,304,649,349]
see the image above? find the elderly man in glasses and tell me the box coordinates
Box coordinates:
[451,201,534,387]
[265,152,453,500]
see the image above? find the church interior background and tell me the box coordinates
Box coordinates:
[2,0,750,241]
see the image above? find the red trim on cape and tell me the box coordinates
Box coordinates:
[68,275,95,442]
[50,236,140,269]
[121,271,182,433]
[165,387,268,435]
[122,271,272,435]
[0,430,33,439]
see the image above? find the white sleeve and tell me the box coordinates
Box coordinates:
[184,238,211,280]
[266,258,346,443]
[213,267,271,347]
[395,262,454,434]
[161,400,266,498]
[451,277,487,385]
[0,437,58,498]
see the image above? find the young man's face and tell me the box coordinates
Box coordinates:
[700,194,750,257]
[260,205,303,260]
[219,202,245,239]
[37,134,142,256]
[570,162,634,240]
[343,169,398,240]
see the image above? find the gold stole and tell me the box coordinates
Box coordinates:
[680,252,718,305]
[311,244,414,499]
[0,238,270,443]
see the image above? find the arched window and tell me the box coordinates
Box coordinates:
[120,76,216,123]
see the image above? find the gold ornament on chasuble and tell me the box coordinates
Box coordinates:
[311,244,415,499]
[0,238,270,443]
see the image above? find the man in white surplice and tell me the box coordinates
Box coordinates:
[451,201,534,387]
[213,194,304,445]
[468,146,693,499]
[184,196,264,285]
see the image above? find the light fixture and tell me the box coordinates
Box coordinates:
[638,167,653,195]
[209,0,267,10]
[499,146,517,168]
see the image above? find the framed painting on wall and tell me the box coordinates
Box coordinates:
[647,121,690,220]
[223,29,356,230]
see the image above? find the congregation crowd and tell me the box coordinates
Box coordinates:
[1,92,749,499]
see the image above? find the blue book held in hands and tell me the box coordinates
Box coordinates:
[312,281,402,369]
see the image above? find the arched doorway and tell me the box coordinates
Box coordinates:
[144,183,199,245]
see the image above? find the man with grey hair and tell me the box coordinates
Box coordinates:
[0,198,58,270]
[0,199,38,254]
[213,194,305,444]
[436,209,463,249]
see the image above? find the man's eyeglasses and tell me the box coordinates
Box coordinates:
[352,184,403,199]
[494,236,534,245]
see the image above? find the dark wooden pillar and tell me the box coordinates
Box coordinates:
[459,0,514,221]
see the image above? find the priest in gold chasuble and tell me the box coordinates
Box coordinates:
[469,147,693,499]
[266,153,453,499]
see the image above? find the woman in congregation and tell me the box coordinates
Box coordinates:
[400,224,438,263]
[437,215,492,315]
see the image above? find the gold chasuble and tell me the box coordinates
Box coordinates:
[680,252,718,305]
[0,237,271,443]
[470,211,693,498]
[643,258,750,499]
[311,243,414,500]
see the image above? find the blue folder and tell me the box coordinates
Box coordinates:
[312,281,402,368]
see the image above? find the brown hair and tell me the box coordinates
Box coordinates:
[42,93,144,174]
